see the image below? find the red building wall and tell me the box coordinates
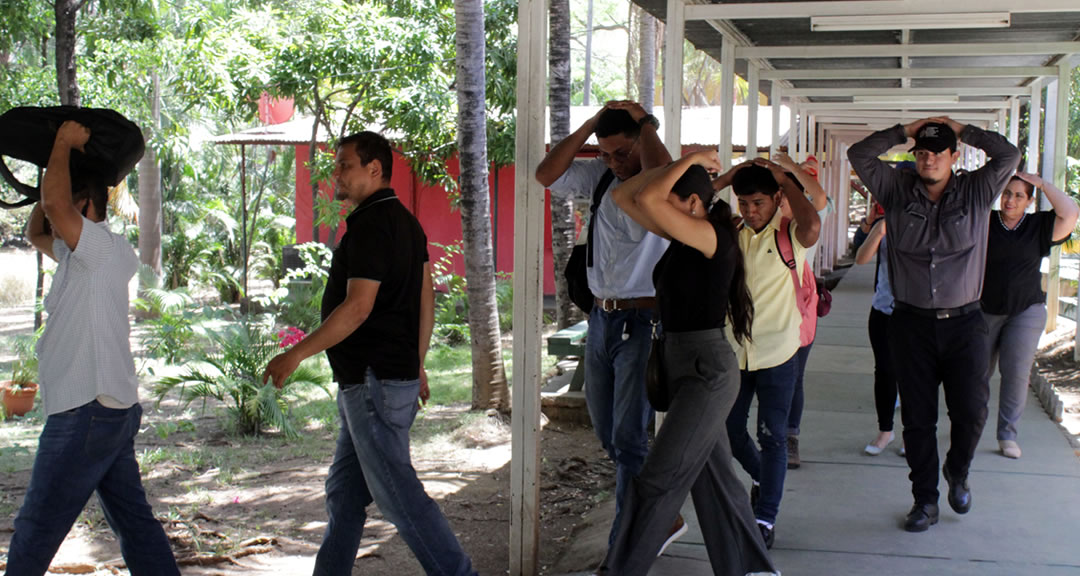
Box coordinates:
[295,145,564,294]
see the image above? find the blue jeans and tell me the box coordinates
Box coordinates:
[8,401,178,576]
[786,343,814,436]
[727,355,798,525]
[584,306,654,545]
[313,370,476,576]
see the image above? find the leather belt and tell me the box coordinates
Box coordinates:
[594,297,657,312]
[893,301,981,320]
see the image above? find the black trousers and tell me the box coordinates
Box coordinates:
[868,307,897,432]
[889,307,990,506]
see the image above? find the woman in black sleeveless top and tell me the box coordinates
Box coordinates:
[602,150,777,576]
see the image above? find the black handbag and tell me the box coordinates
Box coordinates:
[563,169,615,314]
[0,106,145,209]
[645,319,669,412]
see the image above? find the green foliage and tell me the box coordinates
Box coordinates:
[7,330,40,388]
[270,241,333,332]
[135,268,204,364]
[495,274,514,332]
[153,317,331,437]
[431,242,469,346]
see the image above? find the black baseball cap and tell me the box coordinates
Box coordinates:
[909,122,957,153]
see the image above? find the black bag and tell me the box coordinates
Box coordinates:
[645,320,669,412]
[0,106,145,209]
[563,169,615,314]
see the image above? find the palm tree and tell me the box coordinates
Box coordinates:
[550,0,577,329]
[455,0,509,413]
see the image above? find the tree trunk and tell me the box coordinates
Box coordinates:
[138,71,163,305]
[549,0,576,329]
[638,10,656,112]
[54,0,80,107]
[455,0,509,413]
[583,0,595,106]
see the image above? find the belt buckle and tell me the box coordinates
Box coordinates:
[602,298,616,312]
[936,309,951,320]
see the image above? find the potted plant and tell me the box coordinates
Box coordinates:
[2,334,39,419]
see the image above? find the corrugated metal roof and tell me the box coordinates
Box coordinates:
[212,106,792,149]
[632,0,1080,119]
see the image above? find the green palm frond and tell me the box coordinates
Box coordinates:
[153,318,330,437]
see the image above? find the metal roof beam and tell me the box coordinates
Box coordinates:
[813,111,1000,122]
[760,66,1057,80]
[686,1,1080,20]
[737,42,1080,59]
[786,87,1030,97]
[799,100,1011,110]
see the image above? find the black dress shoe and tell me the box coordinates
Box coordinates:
[943,466,971,514]
[903,503,939,532]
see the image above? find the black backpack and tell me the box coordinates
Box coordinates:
[563,169,614,314]
[0,106,145,209]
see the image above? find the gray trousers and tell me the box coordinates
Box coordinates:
[604,329,775,576]
[985,303,1047,442]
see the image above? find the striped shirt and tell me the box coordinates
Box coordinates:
[548,158,669,299]
[37,218,140,415]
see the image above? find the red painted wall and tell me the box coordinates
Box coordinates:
[295,146,564,294]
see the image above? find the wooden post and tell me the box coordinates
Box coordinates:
[663,0,684,160]
[747,64,759,160]
[510,0,546,571]
[770,82,782,158]
[720,35,735,169]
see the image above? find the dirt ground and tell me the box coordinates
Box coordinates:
[1032,319,1080,453]
[0,247,614,575]
[1,403,611,575]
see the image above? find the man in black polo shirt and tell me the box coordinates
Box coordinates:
[848,117,1020,533]
[263,131,476,576]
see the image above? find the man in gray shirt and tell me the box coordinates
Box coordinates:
[848,117,1019,533]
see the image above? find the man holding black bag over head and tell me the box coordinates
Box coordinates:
[535,101,676,551]
[8,120,179,576]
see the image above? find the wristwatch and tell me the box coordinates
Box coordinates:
[638,114,659,130]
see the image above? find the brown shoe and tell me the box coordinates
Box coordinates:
[787,435,801,469]
[657,514,687,557]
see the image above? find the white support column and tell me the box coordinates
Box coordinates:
[997,108,1007,136]
[1008,97,1020,145]
[1027,83,1043,175]
[720,36,735,168]
[1049,67,1070,337]
[797,106,808,162]
[663,0,685,160]
[770,82,782,157]
[510,0,546,572]
[809,114,818,162]
[747,64,759,160]
[789,103,799,158]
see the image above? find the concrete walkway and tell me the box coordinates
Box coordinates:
[568,261,1080,575]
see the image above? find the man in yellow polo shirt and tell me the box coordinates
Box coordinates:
[724,159,820,549]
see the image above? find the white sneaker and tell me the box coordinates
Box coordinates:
[864,431,894,455]
[657,514,688,557]
[1000,440,1022,459]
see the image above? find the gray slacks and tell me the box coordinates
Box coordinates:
[604,329,775,576]
[985,303,1046,442]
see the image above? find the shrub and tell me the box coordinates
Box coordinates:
[0,273,32,308]
[153,317,330,437]
[135,274,202,364]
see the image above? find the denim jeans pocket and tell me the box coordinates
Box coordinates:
[84,413,129,460]
[373,378,420,430]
